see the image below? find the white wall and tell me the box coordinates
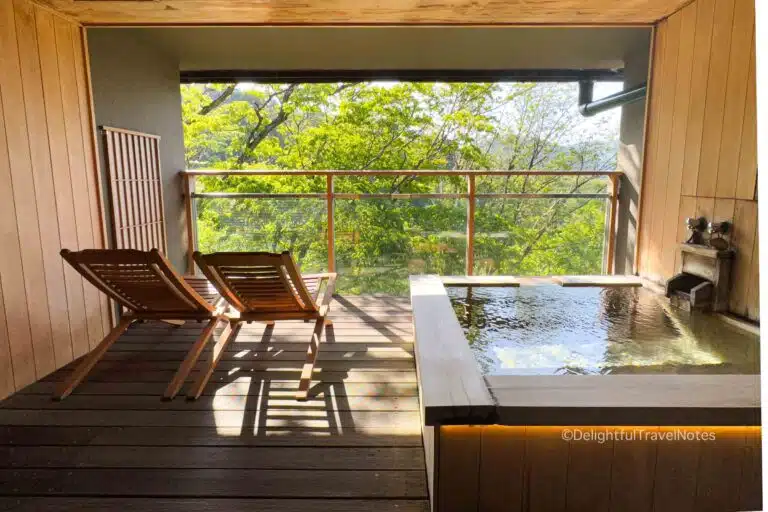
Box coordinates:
[87,29,187,270]
[616,42,651,274]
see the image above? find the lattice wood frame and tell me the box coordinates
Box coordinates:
[102,126,167,254]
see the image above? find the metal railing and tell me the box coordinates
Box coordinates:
[180,169,622,277]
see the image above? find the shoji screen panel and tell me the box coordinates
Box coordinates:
[102,126,167,254]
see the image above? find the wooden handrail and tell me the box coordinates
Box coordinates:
[181,169,623,177]
[192,192,612,200]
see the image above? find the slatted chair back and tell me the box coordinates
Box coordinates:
[61,249,215,318]
[193,251,317,314]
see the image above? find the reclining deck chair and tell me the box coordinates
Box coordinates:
[192,251,337,401]
[57,249,228,400]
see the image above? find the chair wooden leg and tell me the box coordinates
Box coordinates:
[163,317,220,400]
[297,317,326,401]
[53,317,134,400]
[186,320,242,400]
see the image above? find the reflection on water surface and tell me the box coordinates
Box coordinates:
[447,285,759,376]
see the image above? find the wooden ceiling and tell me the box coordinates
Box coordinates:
[39,0,688,25]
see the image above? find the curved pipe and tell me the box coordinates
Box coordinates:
[578,80,647,117]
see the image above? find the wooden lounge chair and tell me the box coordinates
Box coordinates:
[192,251,337,401]
[56,248,228,400]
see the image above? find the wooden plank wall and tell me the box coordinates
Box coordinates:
[102,126,167,254]
[30,0,690,25]
[437,425,761,512]
[637,0,758,321]
[0,0,108,400]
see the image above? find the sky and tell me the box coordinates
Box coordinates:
[590,81,623,129]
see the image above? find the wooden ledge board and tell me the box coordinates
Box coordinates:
[439,275,521,287]
[486,375,760,426]
[440,275,643,288]
[409,275,495,425]
[553,275,643,287]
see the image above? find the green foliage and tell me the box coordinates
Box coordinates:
[183,82,619,295]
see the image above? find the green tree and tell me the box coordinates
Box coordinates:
[182,81,619,294]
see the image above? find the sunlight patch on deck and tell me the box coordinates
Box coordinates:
[214,376,251,435]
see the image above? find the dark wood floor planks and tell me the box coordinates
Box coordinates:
[0,296,429,511]
[0,498,430,512]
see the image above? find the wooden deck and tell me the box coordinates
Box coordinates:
[0,295,428,512]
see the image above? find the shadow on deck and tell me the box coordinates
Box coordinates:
[0,295,428,512]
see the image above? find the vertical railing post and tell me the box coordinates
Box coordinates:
[327,174,335,273]
[606,173,620,275]
[466,174,475,276]
[182,173,197,274]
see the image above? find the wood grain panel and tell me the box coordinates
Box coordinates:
[409,276,494,426]
[478,426,525,512]
[637,0,758,321]
[55,15,104,355]
[437,427,481,512]
[0,445,425,470]
[31,0,690,25]
[647,12,681,280]
[652,428,701,511]
[0,1,43,390]
[0,43,37,392]
[735,42,757,201]
[0,0,56,380]
[695,0,735,198]
[694,196,715,224]
[0,0,107,400]
[659,3,696,277]
[680,0,715,197]
[436,426,761,512]
[0,498,429,512]
[737,433,763,511]
[714,0,754,198]
[0,468,426,498]
[14,0,72,371]
[608,427,658,512]
[565,427,613,511]
[525,427,569,512]
[729,200,757,316]
[36,6,85,366]
[693,431,747,511]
